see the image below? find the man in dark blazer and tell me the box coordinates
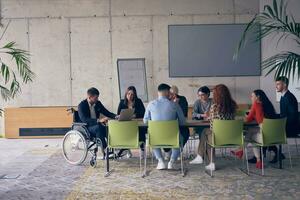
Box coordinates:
[163,85,190,160]
[78,87,117,149]
[276,76,299,137]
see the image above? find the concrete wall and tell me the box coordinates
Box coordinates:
[0,0,266,135]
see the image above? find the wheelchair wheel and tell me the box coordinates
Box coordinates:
[62,130,88,165]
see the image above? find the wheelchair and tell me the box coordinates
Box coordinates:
[62,108,104,167]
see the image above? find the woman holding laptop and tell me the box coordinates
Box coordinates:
[117,86,146,158]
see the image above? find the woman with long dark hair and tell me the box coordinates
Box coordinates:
[116,86,146,158]
[118,86,145,118]
[252,90,276,119]
[232,89,280,168]
[242,89,283,168]
[198,84,237,171]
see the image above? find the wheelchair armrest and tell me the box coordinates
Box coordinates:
[72,122,87,126]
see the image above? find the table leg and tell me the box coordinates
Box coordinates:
[105,125,110,177]
[106,146,109,172]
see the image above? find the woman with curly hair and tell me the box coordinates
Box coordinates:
[198,84,237,171]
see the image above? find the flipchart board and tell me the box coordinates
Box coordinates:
[117,58,148,102]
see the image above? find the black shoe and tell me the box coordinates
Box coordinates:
[248,156,257,164]
[269,153,286,164]
[117,149,127,157]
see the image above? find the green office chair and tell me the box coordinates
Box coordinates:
[147,120,186,177]
[107,120,145,177]
[206,119,248,177]
[248,118,292,176]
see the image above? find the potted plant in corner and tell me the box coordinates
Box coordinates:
[0,41,34,119]
[235,0,300,81]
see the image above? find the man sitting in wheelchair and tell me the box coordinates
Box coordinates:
[78,87,118,152]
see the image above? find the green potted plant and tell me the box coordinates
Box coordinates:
[0,41,34,117]
[235,0,300,81]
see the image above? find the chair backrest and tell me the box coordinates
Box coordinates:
[108,120,139,148]
[261,118,287,145]
[148,120,179,148]
[212,119,244,146]
[73,110,82,123]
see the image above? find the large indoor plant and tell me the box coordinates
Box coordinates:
[235,0,300,81]
[0,41,34,116]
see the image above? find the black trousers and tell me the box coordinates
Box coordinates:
[139,127,147,150]
[88,123,107,149]
[265,146,278,155]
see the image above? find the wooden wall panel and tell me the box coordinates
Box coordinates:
[4,107,73,138]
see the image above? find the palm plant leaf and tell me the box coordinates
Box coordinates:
[1,41,34,83]
[1,62,10,83]
[0,41,34,101]
[262,51,300,81]
[0,84,11,101]
[234,0,300,80]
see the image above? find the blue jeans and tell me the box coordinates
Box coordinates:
[153,148,180,161]
[153,132,184,161]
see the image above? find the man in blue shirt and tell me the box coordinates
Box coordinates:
[143,83,186,170]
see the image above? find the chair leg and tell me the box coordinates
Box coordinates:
[242,147,245,166]
[143,146,147,178]
[104,147,111,177]
[210,147,213,177]
[139,149,142,175]
[204,142,207,165]
[244,146,249,175]
[148,146,152,159]
[287,144,292,169]
[151,150,154,165]
[180,147,185,177]
[261,147,264,176]
[295,138,299,155]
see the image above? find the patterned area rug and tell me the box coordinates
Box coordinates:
[66,152,300,200]
[0,150,87,200]
[0,146,299,200]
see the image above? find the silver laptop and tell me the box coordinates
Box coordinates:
[118,109,135,121]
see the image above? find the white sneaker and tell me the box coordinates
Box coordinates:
[205,163,216,171]
[156,159,166,170]
[168,159,175,169]
[126,150,132,158]
[189,155,203,164]
[164,151,171,161]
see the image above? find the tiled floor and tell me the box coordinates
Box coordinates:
[0,138,299,200]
